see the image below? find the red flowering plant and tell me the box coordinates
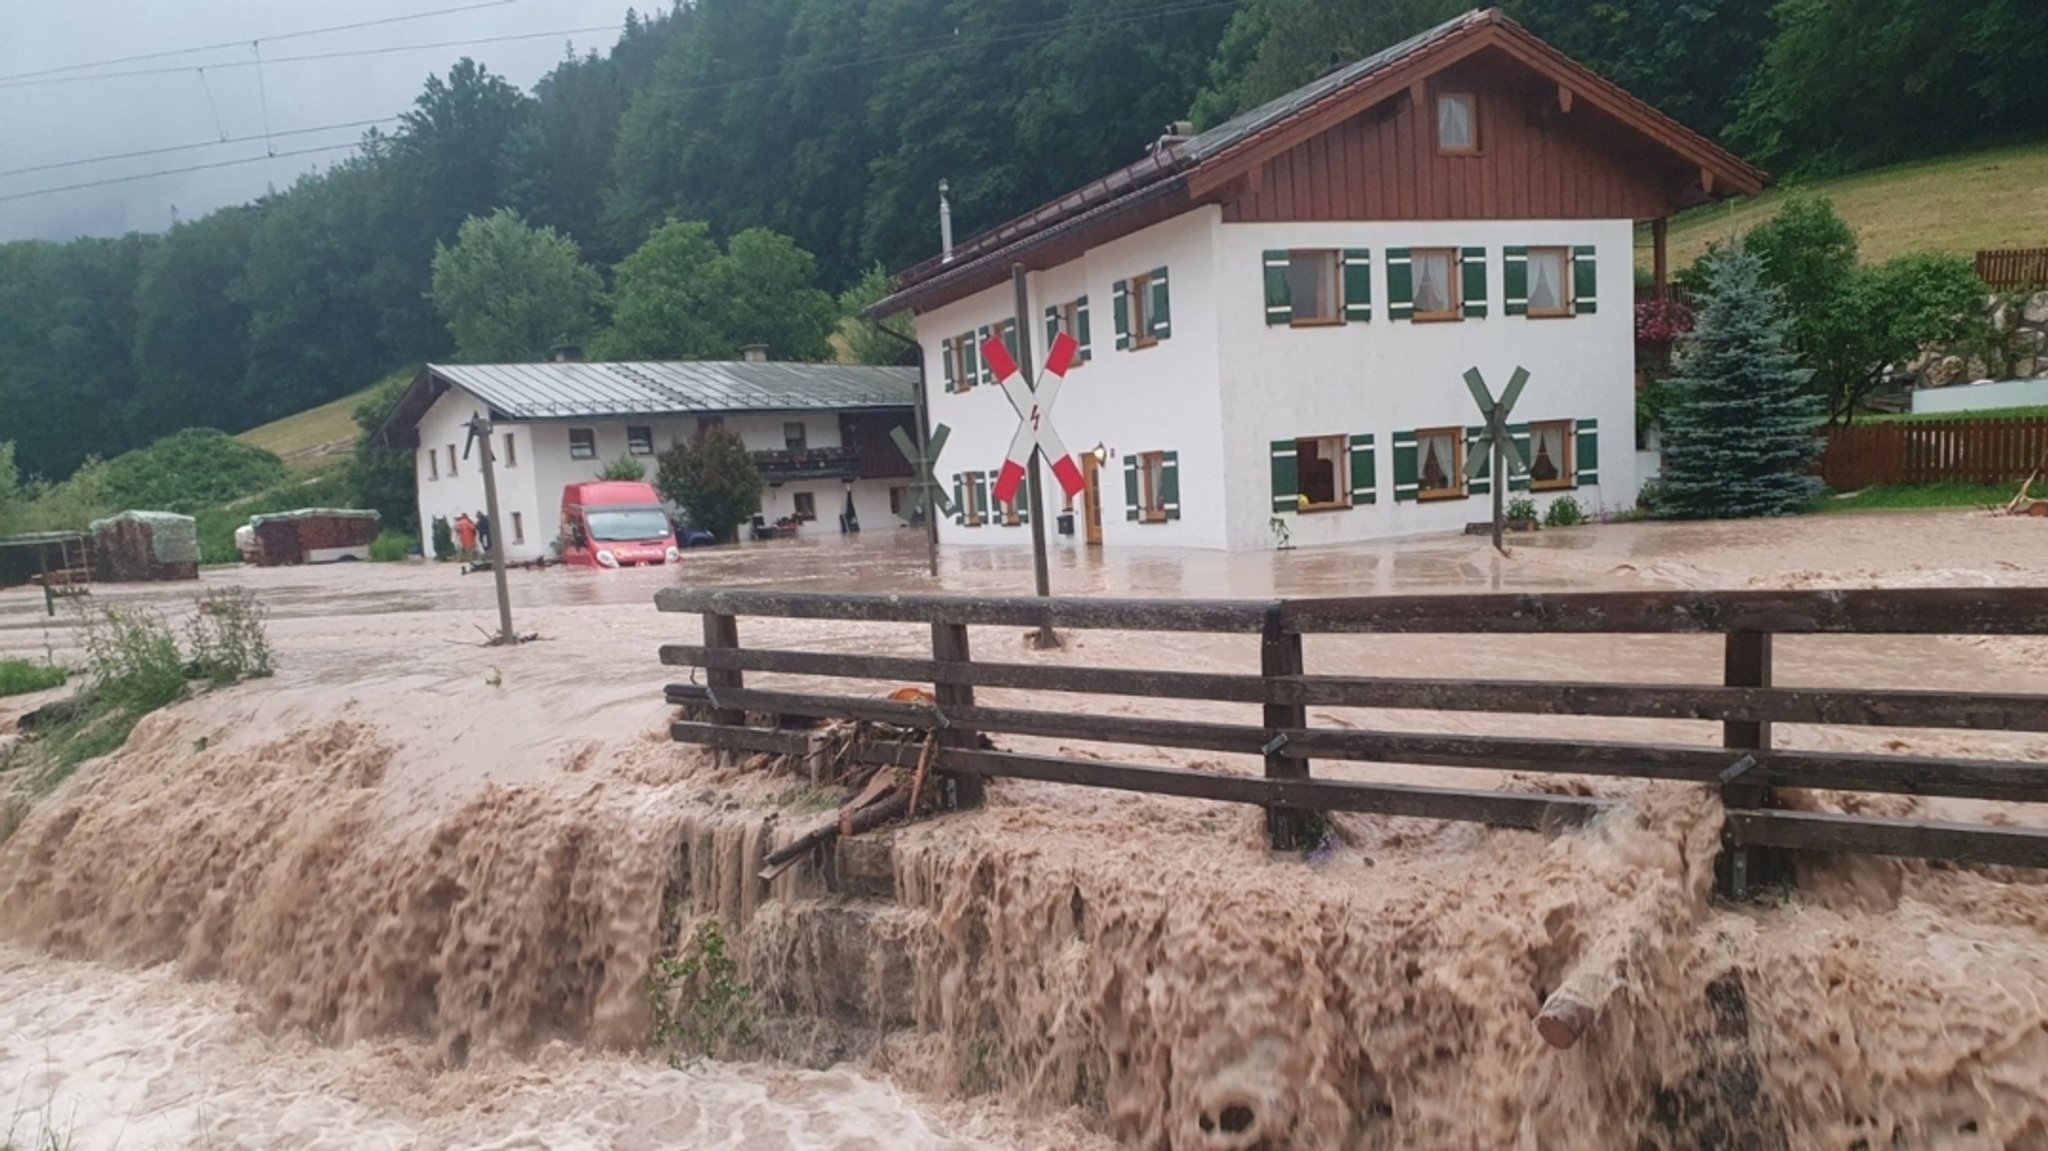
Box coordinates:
[1635,297,1695,345]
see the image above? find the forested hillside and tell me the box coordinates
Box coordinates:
[2,0,2042,483]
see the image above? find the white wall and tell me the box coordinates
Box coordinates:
[414,391,546,561]
[1911,377,2048,415]
[918,207,1232,550]
[913,212,1641,552]
[1213,218,1640,549]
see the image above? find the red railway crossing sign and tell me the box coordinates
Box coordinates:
[980,330,1085,504]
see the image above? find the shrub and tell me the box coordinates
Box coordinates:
[0,659,66,697]
[1505,495,1539,525]
[654,428,762,544]
[431,516,455,559]
[369,530,413,562]
[103,428,288,513]
[646,920,756,1066]
[1544,494,1587,527]
[597,454,647,482]
[81,605,186,713]
[186,586,274,685]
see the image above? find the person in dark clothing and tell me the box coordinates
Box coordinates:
[475,511,492,552]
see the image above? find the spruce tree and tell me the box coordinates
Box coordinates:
[1655,242,1820,519]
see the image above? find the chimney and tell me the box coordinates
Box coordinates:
[1150,120,1197,157]
[552,343,583,362]
[742,344,769,363]
[938,179,955,264]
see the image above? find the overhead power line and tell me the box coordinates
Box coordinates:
[0,142,366,204]
[0,118,398,179]
[0,0,527,83]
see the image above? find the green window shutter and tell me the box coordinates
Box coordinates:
[941,337,955,392]
[1112,281,1131,350]
[1573,245,1598,315]
[1044,306,1058,350]
[966,330,983,389]
[1466,427,1491,496]
[1508,423,1532,492]
[1392,431,1419,501]
[1076,296,1092,362]
[1461,247,1489,319]
[952,475,964,524]
[1503,246,1529,316]
[1263,250,1292,326]
[1386,248,1414,320]
[975,325,991,386]
[1002,320,1018,360]
[1124,457,1140,521]
[1576,419,1599,486]
[1269,440,1298,513]
[1017,495,1030,525]
[1161,451,1181,520]
[1149,266,1171,340]
[1342,249,1372,322]
[1347,433,1376,505]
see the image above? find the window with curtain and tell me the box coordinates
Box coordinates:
[1528,248,1571,316]
[1413,249,1458,319]
[1286,251,1340,324]
[1417,427,1463,499]
[1529,420,1574,489]
[1436,93,1476,153]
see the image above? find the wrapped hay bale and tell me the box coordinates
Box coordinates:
[89,511,199,583]
[247,508,381,566]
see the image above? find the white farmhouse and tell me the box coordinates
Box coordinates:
[872,8,1763,552]
[377,354,919,561]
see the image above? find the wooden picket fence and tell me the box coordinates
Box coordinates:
[1818,417,2048,491]
[658,585,2048,897]
[1977,248,2048,292]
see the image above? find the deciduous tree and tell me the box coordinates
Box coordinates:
[654,427,763,544]
[430,209,604,362]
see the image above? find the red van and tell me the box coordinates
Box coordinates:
[559,481,681,568]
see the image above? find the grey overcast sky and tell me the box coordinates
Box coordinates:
[0,0,635,242]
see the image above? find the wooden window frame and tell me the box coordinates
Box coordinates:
[1000,497,1021,527]
[510,511,525,545]
[1528,419,1575,491]
[949,333,975,387]
[783,421,807,451]
[1127,274,1158,349]
[1411,248,1462,322]
[1415,426,1466,500]
[1526,247,1574,318]
[1135,451,1169,523]
[568,428,597,460]
[792,491,817,522]
[1287,250,1343,327]
[1295,434,1351,512]
[627,425,655,456]
[1435,91,1479,156]
[502,433,517,467]
[1054,299,1090,363]
[961,471,984,526]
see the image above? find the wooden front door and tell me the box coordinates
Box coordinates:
[1080,453,1104,545]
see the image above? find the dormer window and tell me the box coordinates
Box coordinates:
[1436,92,1477,154]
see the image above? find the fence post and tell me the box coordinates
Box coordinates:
[702,611,745,728]
[931,618,985,810]
[1719,630,1775,898]
[1262,605,1310,850]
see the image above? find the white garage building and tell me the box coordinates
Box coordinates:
[378,356,920,561]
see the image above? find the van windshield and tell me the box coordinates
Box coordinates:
[585,508,670,542]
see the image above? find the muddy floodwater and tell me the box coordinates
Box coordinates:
[1,512,2046,1150]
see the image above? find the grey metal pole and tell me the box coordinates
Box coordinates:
[1011,263,1057,647]
[1492,419,1507,557]
[912,347,939,579]
[470,414,517,644]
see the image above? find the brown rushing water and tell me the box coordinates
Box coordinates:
[1,511,2046,1149]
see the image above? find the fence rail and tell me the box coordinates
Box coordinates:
[656,586,2048,893]
[1977,247,2048,292]
[1817,417,2048,490]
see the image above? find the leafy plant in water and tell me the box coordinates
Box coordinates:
[186,586,274,685]
[646,919,756,1066]
[1544,495,1587,527]
[1505,495,1539,525]
[81,604,186,713]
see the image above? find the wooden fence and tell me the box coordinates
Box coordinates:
[1818,417,2048,490]
[1977,247,2048,292]
[658,586,2048,896]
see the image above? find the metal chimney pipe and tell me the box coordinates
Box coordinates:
[939,179,954,264]
[742,344,769,363]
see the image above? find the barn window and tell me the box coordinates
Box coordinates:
[627,425,654,455]
[784,421,807,451]
[792,491,816,521]
[1436,92,1477,153]
[569,428,596,460]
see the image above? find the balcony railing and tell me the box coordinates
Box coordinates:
[754,446,859,480]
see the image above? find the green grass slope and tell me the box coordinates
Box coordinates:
[1641,143,2048,272]
[233,378,397,473]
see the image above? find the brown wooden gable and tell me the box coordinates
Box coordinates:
[1221,54,1695,223]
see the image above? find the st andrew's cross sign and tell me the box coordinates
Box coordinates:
[981,330,1086,504]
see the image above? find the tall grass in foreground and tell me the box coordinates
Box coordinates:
[0,661,65,698]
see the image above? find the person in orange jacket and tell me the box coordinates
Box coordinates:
[454,513,478,555]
